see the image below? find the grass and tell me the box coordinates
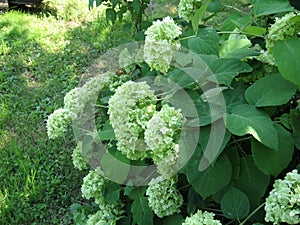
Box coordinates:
[0,3,130,224]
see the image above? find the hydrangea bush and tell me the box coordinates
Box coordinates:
[47,0,300,224]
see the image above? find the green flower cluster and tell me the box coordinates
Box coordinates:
[108,81,157,160]
[64,72,113,117]
[118,47,144,73]
[182,210,222,225]
[81,169,106,206]
[145,104,184,176]
[47,72,119,140]
[265,169,300,224]
[46,108,72,139]
[81,169,124,221]
[86,209,118,225]
[146,176,183,218]
[259,12,300,65]
[72,142,87,170]
[178,0,202,21]
[144,16,181,73]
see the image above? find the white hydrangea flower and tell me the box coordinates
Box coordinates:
[182,210,222,225]
[81,169,106,207]
[108,81,157,160]
[64,72,113,117]
[259,12,300,65]
[144,17,181,73]
[144,39,179,74]
[178,0,202,21]
[86,209,117,225]
[145,16,182,41]
[264,169,300,224]
[145,104,184,175]
[146,176,183,218]
[46,108,72,139]
[72,142,87,170]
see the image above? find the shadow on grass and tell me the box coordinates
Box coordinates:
[0,9,130,224]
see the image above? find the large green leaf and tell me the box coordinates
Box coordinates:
[290,110,300,149]
[187,28,219,55]
[98,120,116,141]
[252,0,294,16]
[233,156,270,205]
[103,182,120,204]
[226,104,278,150]
[273,38,300,88]
[252,124,294,176]
[219,38,259,59]
[221,187,250,220]
[208,58,252,86]
[131,197,153,225]
[245,74,297,107]
[187,153,232,198]
[163,214,184,225]
[198,123,231,165]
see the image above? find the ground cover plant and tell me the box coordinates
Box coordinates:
[47,0,300,224]
[1,0,300,224]
[0,2,130,223]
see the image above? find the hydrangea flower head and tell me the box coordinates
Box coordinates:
[146,176,183,218]
[46,108,72,139]
[145,16,182,41]
[182,210,222,225]
[264,169,300,224]
[145,104,184,175]
[86,209,117,225]
[108,81,157,160]
[72,142,88,170]
[144,17,181,73]
[81,169,106,207]
[179,0,203,21]
[259,12,300,65]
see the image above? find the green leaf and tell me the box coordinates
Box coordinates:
[96,0,102,6]
[103,182,120,204]
[187,187,204,215]
[226,104,278,150]
[225,147,240,179]
[252,124,294,176]
[290,109,300,149]
[89,0,94,9]
[252,0,293,16]
[273,38,300,88]
[219,39,259,59]
[124,186,147,200]
[131,197,153,225]
[187,153,232,198]
[208,58,252,86]
[221,13,251,32]
[192,0,212,33]
[106,8,117,23]
[98,121,115,141]
[163,214,184,225]
[233,156,270,205]
[221,187,250,220]
[198,123,231,165]
[243,26,266,36]
[245,74,297,107]
[207,0,223,13]
[187,28,219,55]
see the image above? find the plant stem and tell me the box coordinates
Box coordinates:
[239,203,265,225]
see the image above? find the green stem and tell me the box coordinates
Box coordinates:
[217,31,264,38]
[239,202,265,225]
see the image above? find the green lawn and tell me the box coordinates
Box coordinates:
[0,5,129,224]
